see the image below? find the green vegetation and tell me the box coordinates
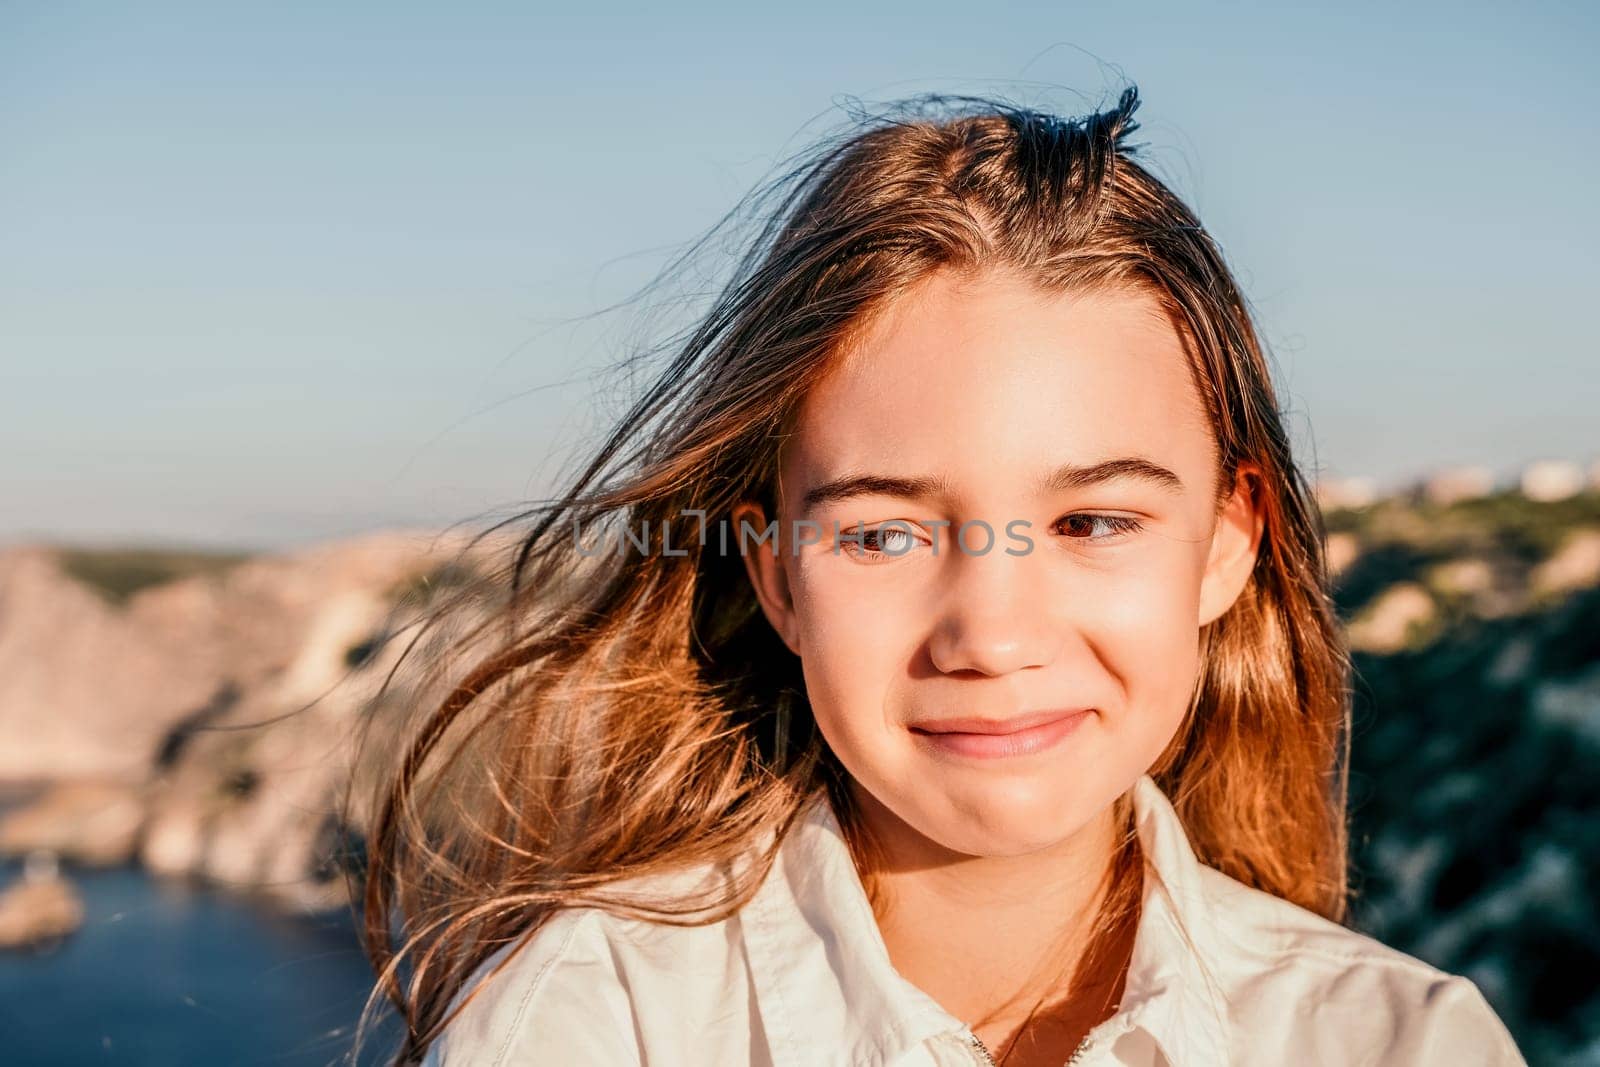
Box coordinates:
[57,546,253,606]
[1327,489,1600,643]
[384,559,483,608]
[1326,488,1600,565]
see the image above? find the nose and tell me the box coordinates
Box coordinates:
[926,535,1062,677]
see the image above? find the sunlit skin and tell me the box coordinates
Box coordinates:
[735,266,1264,1065]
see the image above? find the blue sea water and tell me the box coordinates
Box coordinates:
[0,859,400,1066]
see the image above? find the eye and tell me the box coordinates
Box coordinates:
[1054,513,1144,542]
[834,522,928,563]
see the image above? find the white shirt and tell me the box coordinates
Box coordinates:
[426,774,1526,1065]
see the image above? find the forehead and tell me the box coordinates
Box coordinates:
[780,268,1216,506]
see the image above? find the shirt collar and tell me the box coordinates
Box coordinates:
[1118,774,1233,1066]
[739,774,1232,1067]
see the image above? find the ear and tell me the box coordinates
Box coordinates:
[730,500,802,656]
[1197,462,1267,628]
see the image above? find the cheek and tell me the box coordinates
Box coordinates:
[785,559,920,760]
[1087,541,1207,742]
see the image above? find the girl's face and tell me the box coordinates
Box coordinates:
[737,267,1264,860]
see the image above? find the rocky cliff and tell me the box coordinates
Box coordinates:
[0,529,511,911]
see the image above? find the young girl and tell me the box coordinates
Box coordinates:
[356,85,1526,1066]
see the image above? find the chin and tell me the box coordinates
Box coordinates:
[922,781,1094,859]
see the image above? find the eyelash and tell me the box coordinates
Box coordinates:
[1054,513,1145,541]
[835,513,1145,561]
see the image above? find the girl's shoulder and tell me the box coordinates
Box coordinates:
[1193,856,1481,988]
[1125,774,1526,1064]
[1187,861,1525,1063]
[424,860,756,1067]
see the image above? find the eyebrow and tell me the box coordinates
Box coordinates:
[799,457,1185,512]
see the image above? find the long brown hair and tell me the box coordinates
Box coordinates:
[352,83,1352,1063]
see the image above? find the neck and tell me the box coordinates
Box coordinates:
[845,783,1137,1062]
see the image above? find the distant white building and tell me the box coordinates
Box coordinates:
[1521,459,1587,502]
[1314,475,1378,510]
[1423,466,1496,506]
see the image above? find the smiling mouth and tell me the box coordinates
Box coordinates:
[908,708,1093,759]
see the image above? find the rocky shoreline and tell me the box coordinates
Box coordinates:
[0,528,522,934]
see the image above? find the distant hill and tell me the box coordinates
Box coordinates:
[1330,489,1600,1065]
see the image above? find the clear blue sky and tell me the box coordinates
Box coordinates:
[3,1,1596,550]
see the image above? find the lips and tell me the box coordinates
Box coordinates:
[907,707,1094,760]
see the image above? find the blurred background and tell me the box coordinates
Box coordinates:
[2,2,1596,1064]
